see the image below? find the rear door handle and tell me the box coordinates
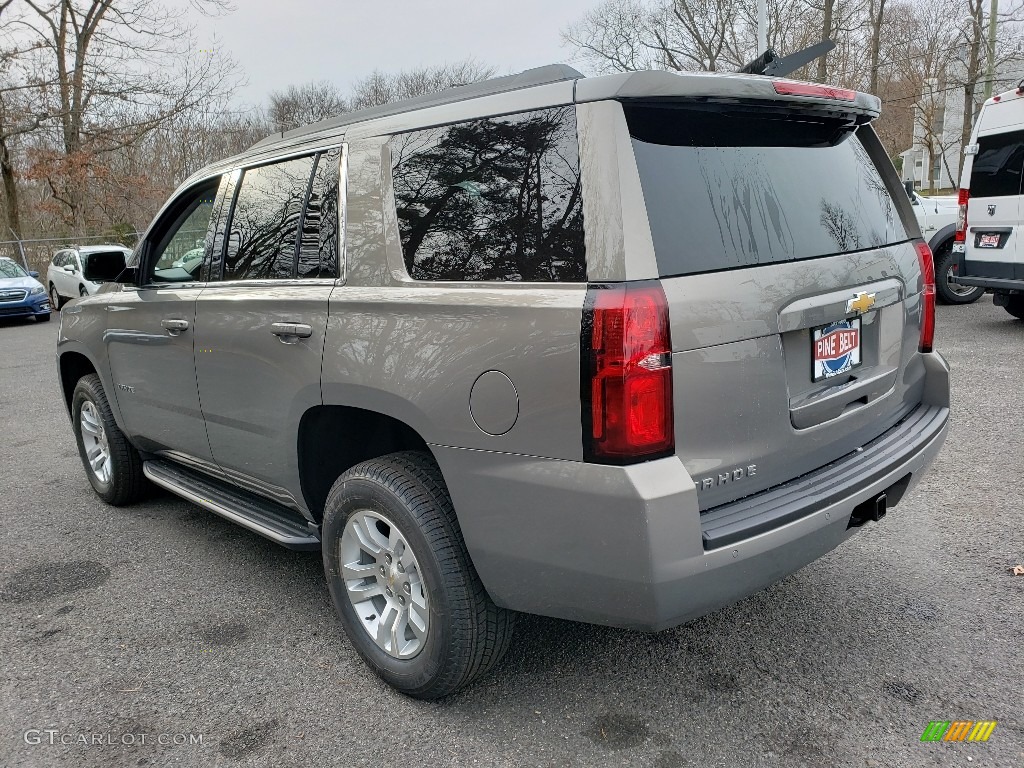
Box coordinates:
[161,318,189,335]
[270,322,313,341]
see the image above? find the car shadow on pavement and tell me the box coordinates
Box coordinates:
[412,553,964,764]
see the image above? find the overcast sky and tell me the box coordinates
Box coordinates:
[200,0,598,107]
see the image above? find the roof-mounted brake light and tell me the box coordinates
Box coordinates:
[772,81,856,101]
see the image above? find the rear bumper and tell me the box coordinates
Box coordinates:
[952,275,1024,292]
[434,351,950,631]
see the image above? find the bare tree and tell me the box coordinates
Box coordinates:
[0,98,44,239]
[562,0,1024,167]
[867,0,888,93]
[652,0,738,70]
[954,0,985,179]
[565,0,740,72]
[813,0,837,81]
[10,0,241,230]
[563,0,660,71]
[348,59,496,109]
[0,0,49,237]
[268,80,346,133]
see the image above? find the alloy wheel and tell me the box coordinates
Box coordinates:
[946,262,980,298]
[339,509,430,659]
[79,400,111,484]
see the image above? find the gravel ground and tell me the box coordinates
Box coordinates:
[1,297,1022,768]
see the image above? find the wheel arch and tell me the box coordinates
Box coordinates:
[57,350,98,416]
[928,223,957,255]
[296,403,439,522]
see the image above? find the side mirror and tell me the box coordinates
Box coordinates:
[83,250,134,284]
[63,264,76,273]
[28,270,39,278]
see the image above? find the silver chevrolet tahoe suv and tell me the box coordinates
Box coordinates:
[58,65,950,699]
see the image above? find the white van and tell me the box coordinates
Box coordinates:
[953,88,1024,319]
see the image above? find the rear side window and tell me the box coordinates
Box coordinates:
[625,104,909,277]
[223,155,316,281]
[390,106,585,282]
[970,130,1024,197]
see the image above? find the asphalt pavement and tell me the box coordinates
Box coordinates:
[1,298,1022,768]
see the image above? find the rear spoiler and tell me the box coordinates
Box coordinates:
[575,70,880,120]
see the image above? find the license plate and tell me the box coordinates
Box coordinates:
[979,233,1000,248]
[812,318,862,381]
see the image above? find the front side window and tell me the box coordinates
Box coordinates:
[390,106,586,281]
[148,185,218,284]
[222,155,316,281]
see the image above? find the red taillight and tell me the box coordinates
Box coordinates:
[772,80,856,101]
[915,241,936,353]
[583,282,674,463]
[955,188,969,242]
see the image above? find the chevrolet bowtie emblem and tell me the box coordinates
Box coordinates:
[847,292,876,314]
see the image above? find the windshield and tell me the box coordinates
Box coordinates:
[0,259,28,279]
[625,104,909,278]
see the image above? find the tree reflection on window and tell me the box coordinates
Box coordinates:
[223,155,316,281]
[391,107,586,282]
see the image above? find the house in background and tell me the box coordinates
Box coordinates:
[900,77,964,193]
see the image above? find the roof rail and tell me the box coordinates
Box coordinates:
[250,64,584,149]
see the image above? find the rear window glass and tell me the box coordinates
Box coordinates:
[625,105,908,277]
[970,130,1024,198]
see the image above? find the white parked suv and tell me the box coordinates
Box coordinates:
[46,244,133,310]
[906,187,985,304]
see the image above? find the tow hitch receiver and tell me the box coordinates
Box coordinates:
[848,492,887,529]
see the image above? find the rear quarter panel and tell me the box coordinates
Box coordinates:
[321,137,588,460]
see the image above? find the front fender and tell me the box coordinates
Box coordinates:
[56,309,127,435]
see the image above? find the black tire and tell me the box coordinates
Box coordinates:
[322,451,514,699]
[1003,295,1024,320]
[71,374,147,506]
[79,285,88,297]
[36,312,51,322]
[49,284,64,310]
[934,244,985,305]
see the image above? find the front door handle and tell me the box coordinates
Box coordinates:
[161,318,189,335]
[270,322,313,341]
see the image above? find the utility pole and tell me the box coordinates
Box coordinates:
[984,0,998,98]
[757,0,767,53]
